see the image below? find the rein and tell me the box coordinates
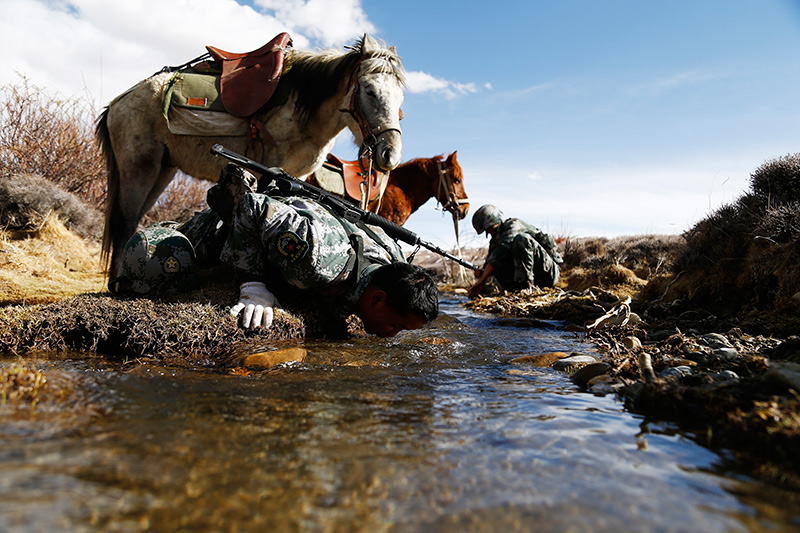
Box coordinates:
[436,159,469,216]
[340,59,402,210]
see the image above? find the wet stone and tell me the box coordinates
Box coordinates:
[553,355,599,371]
[242,348,307,369]
[701,333,734,349]
[659,366,693,379]
[510,352,570,367]
[587,374,626,395]
[712,370,739,381]
[571,362,611,388]
[712,347,739,361]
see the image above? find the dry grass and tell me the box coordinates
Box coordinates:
[0,75,106,207]
[0,214,105,305]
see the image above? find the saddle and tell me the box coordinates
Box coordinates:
[204,32,293,118]
[324,154,384,204]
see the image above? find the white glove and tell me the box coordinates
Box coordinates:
[230,281,279,329]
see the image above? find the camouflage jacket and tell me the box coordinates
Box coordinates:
[217,192,405,305]
[486,218,563,268]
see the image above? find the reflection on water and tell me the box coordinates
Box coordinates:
[1,294,799,532]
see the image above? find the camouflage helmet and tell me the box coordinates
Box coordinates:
[472,204,504,234]
[110,223,200,295]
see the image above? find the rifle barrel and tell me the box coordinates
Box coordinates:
[211,144,480,271]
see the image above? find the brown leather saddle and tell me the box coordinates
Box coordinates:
[205,32,292,118]
[324,154,383,204]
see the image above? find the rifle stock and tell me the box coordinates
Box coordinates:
[210,144,480,271]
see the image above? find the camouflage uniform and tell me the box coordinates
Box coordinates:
[217,190,406,309]
[485,218,563,290]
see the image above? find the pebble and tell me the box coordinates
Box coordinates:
[622,336,642,351]
[553,354,599,371]
[712,347,739,361]
[712,370,739,381]
[571,362,611,388]
[242,347,307,369]
[587,374,626,394]
[510,352,569,367]
[701,333,733,349]
[658,366,693,379]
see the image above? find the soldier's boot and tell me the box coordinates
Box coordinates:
[207,163,258,224]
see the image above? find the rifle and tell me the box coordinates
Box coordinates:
[210,144,480,271]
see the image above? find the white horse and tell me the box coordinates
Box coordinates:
[96,34,405,276]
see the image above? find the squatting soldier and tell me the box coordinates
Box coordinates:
[467,204,563,298]
[178,163,439,337]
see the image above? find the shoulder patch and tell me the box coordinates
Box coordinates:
[276,231,309,263]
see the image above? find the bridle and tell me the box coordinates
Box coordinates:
[434,157,471,281]
[435,158,469,218]
[340,59,403,209]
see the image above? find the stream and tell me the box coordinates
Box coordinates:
[1,294,800,532]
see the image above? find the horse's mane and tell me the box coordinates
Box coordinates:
[280,35,405,126]
[403,154,462,179]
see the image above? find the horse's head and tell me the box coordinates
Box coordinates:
[345,34,405,173]
[435,151,470,221]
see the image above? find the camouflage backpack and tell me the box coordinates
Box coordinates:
[109,223,200,295]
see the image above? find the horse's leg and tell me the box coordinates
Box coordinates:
[108,144,174,277]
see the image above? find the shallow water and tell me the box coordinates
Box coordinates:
[2,294,800,532]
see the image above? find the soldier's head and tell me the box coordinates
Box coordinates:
[109,224,200,295]
[357,263,439,337]
[472,204,504,235]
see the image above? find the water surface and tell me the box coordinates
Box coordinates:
[1,295,799,532]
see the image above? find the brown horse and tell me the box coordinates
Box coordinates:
[307,151,469,225]
[96,34,405,276]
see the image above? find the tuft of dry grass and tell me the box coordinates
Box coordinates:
[0,214,105,305]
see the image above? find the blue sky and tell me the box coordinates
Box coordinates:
[2,0,799,249]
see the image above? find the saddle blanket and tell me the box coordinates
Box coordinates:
[162,69,248,136]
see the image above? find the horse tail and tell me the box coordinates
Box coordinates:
[95,106,119,274]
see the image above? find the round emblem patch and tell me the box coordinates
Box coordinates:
[276,231,309,263]
[163,256,180,273]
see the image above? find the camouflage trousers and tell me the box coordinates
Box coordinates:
[496,233,560,291]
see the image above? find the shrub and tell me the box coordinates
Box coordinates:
[0,75,106,208]
[750,153,800,205]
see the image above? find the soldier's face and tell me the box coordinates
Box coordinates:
[358,288,426,337]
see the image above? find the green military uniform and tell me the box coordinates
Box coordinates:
[180,189,407,311]
[485,218,563,291]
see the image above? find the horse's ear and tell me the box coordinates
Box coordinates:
[361,33,378,54]
[449,151,458,162]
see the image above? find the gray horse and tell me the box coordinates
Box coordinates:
[96,34,405,276]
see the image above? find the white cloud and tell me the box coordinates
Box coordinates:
[0,0,381,106]
[406,71,479,99]
[254,0,374,47]
[629,68,725,97]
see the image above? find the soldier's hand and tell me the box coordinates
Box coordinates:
[230,281,279,329]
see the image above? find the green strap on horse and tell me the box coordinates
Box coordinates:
[210,144,480,272]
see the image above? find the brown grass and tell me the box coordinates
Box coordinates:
[0,214,105,305]
[0,75,106,207]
